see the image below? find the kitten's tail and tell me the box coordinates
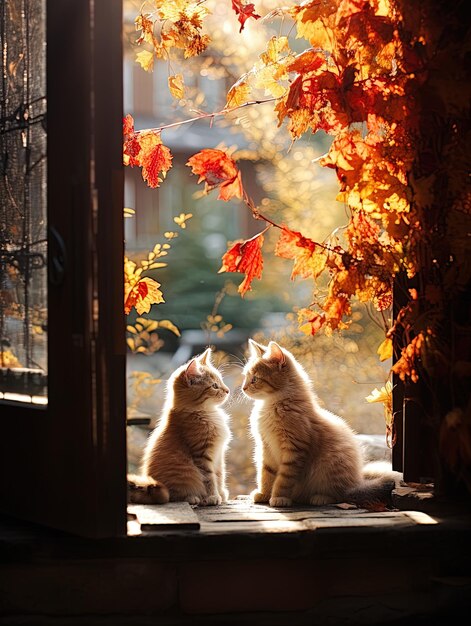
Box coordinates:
[127,473,170,505]
[346,461,403,508]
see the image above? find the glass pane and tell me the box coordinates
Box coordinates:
[0,0,47,405]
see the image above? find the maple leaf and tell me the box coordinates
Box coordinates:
[186,149,243,201]
[298,308,326,336]
[124,276,164,315]
[275,226,326,279]
[226,79,251,108]
[123,120,173,188]
[141,139,173,189]
[218,230,267,296]
[231,1,261,33]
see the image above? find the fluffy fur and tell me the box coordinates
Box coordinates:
[243,339,400,507]
[130,348,231,506]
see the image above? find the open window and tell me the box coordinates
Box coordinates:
[1,0,468,541]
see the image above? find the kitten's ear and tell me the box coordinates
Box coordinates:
[248,338,266,358]
[198,347,212,365]
[185,358,200,383]
[265,341,286,368]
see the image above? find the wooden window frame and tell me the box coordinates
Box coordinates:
[0,0,439,540]
[0,0,127,538]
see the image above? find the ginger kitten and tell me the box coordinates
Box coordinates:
[130,348,231,506]
[243,339,400,507]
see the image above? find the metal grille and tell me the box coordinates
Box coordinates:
[0,0,47,402]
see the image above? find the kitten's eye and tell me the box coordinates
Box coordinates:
[251,376,258,384]
[212,382,219,389]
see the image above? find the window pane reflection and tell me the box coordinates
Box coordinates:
[0,0,47,404]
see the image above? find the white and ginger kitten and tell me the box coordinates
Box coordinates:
[243,339,400,508]
[129,348,231,506]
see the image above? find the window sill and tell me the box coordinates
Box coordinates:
[1,494,471,624]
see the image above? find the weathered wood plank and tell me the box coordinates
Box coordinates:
[198,520,308,534]
[128,503,200,530]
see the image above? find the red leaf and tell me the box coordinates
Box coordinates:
[123,116,173,188]
[219,230,266,296]
[186,149,243,201]
[123,114,141,167]
[141,142,173,189]
[231,1,260,33]
[124,280,148,315]
[123,113,135,137]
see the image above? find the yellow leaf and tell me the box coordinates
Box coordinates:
[260,36,289,65]
[253,65,287,98]
[174,212,193,228]
[377,337,393,361]
[126,337,135,351]
[168,73,184,100]
[156,319,181,337]
[366,381,393,427]
[135,49,154,72]
[226,80,251,108]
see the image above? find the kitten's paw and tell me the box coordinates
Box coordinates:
[220,488,229,503]
[201,494,222,506]
[269,496,292,508]
[251,490,269,503]
[309,494,336,506]
[185,495,201,505]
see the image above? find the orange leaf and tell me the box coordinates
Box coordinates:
[141,141,173,188]
[226,80,251,108]
[187,149,243,201]
[219,230,266,296]
[275,226,326,280]
[168,73,184,100]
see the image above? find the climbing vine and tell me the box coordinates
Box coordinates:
[123,0,471,477]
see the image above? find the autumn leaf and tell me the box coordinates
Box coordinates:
[136,49,154,72]
[123,114,141,167]
[231,0,261,33]
[298,308,326,336]
[275,226,327,280]
[377,337,393,361]
[154,319,181,337]
[124,276,164,315]
[219,229,267,296]
[134,2,211,61]
[366,381,393,426]
[187,149,243,201]
[168,73,184,100]
[141,139,173,189]
[173,212,193,228]
[226,79,251,108]
[123,119,173,188]
[0,349,22,368]
[124,257,165,315]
